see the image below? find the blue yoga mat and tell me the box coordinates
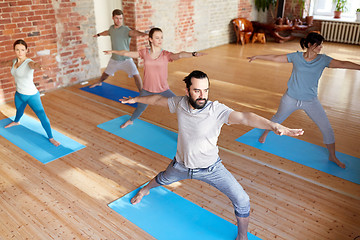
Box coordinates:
[0,115,85,164]
[98,115,177,159]
[80,82,139,107]
[109,185,262,240]
[236,128,360,184]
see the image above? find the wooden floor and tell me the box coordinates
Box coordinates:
[0,40,359,240]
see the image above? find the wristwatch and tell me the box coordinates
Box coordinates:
[97,33,100,37]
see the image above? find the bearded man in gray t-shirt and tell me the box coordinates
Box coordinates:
[120,70,304,240]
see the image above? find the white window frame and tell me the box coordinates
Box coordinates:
[310,0,360,19]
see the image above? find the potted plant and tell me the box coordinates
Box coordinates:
[294,0,305,26]
[298,0,305,19]
[300,0,314,25]
[333,0,347,19]
[356,8,360,22]
[305,15,313,26]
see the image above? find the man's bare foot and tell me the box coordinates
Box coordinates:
[4,121,20,128]
[258,130,269,143]
[329,156,345,168]
[89,82,102,88]
[131,188,149,205]
[49,138,61,147]
[121,120,133,129]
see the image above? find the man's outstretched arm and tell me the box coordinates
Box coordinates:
[228,111,304,137]
[93,30,109,37]
[120,95,169,108]
[129,29,148,38]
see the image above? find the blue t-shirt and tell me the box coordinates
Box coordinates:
[286,51,332,100]
[108,25,131,61]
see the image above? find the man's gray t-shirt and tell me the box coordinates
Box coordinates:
[168,96,233,169]
[108,25,131,61]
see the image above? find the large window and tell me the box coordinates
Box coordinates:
[310,0,360,19]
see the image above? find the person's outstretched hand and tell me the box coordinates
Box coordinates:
[119,96,136,104]
[273,123,304,137]
[89,82,102,88]
[247,56,257,62]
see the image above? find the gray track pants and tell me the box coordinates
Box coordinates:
[271,93,335,144]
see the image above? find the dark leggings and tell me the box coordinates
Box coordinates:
[130,89,176,121]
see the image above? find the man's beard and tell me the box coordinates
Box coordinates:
[188,94,208,109]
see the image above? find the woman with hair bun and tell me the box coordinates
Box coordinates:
[0,39,60,146]
[104,27,206,128]
[247,32,360,168]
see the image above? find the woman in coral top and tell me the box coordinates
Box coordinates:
[104,27,206,128]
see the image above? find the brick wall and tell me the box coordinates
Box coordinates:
[53,0,100,87]
[0,0,100,104]
[238,0,252,19]
[120,0,253,66]
[1,0,253,103]
[175,0,195,51]
[122,0,153,66]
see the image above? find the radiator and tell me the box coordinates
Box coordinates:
[321,21,360,44]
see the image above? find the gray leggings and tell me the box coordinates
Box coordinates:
[130,89,176,121]
[156,158,250,218]
[271,93,335,144]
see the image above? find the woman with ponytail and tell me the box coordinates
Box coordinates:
[1,39,60,146]
[104,27,206,128]
[247,32,360,168]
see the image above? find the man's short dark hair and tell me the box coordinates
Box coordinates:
[112,9,123,17]
[183,70,209,89]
